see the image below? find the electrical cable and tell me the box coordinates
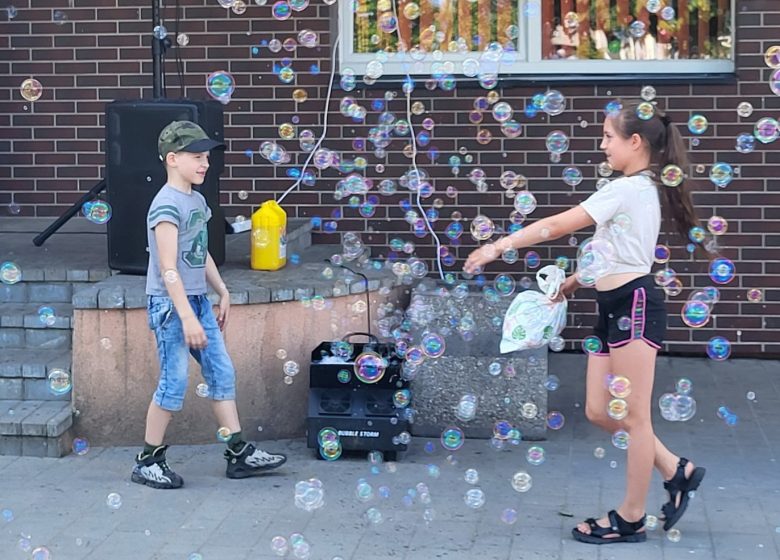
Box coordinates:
[326,258,372,335]
[390,0,445,281]
[277,34,342,205]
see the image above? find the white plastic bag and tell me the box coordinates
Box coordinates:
[500,265,568,353]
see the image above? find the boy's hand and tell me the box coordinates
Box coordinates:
[216,293,230,332]
[182,315,208,349]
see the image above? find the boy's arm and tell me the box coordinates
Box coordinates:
[154,221,199,322]
[205,252,229,299]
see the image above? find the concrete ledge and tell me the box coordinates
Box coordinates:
[406,280,549,440]
[71,284,411,446]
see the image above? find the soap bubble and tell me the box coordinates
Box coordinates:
[20,78,43,102]
[736,101,753,117]
[206,70,235,103]
[709,162,734,188]
[608,375,632,398]
[611,430,630,450]
[501,508,518,524]
[441,426,465,451]
[635,101,654,120]
[667,528,682,542]
[354,352,387,383]
[283,360,300,376]
[526,446,545,465]
[455,394,478,422]
[763,45,780,68]
[421,333,445,358]
[746,288,763,302]
[195,383,209,398]
[544,374,560,391]
[48,368,72,395]
[681,300,710,328]
[754,117,779,144]
[576,238,616,285]
[545,130,569,153]
[82,200,112,224]
[72,437,90,455]
[735,133,756,153]
[37,305,56,326]
[707,215,728,235]
[706,336,731,361]
[676,378,693,395]
[106,492,123,509]
[661,164,684,187]
[607,398,628,420]
[464,468,479,484]
[294,478,325,512]
[562,166,583,187]
[549,336,565,352]
[593,447,605,459]
[511,470,533,492]
[709,257,735,284]
[687,114,709,135]
[546,411,565,430]
[464,488,485,509]
[271,0,292,19]
[216,427,231,442]
[470,215,495,241]
[270,536,289,556]
[514,191,537,215]
[542,90,566,116]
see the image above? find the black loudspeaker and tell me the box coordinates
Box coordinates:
[105,99,226,274]
[306,337,411,460]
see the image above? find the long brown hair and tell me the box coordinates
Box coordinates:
[611,99,711,255]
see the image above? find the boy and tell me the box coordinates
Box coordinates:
[133,120,286,489]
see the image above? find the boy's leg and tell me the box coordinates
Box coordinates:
[194,297,287,477]
[133,297,189,489]
[145,401,174,446]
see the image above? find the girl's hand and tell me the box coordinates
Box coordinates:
[560,275,580,299]
[464,243,500,275]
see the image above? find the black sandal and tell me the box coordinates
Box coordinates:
[661,457,706,531]
[572,510,647,545]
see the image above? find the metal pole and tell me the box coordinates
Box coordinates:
[151,0,164,99]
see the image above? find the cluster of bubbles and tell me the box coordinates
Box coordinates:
[270,533,313,559]
[318,427,342,461]
[294,478,325,512]
[659,378,697,422]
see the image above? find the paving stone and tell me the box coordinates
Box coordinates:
[25,328,71,350]
[0,378,23,400]
[72,284,100,309]
[28,282,73,303]
[98,286,126,309]
[0,283,28,304]
[0,328,25,348]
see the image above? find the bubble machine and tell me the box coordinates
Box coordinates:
[306,333,410,461]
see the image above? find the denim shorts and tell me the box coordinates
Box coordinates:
[592,275,667,355]
[147,294,236,411]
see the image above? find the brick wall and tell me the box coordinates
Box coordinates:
[1,0,778,357]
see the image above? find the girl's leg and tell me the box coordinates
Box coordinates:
[584,354,689,482]
[577,342,698,537]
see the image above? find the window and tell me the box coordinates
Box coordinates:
[338,0,735,77]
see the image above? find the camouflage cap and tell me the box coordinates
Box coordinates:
[158,120,225,159]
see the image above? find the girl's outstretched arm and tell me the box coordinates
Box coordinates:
[464,206,595,274]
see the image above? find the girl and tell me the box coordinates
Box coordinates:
[464,99,707,545]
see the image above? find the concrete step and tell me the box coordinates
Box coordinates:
[0,348,73,401]
[0,326,72,350]
[0,302,73,329]
[0,281,78,304]
[0,399,74,457]
[0,348,72,379]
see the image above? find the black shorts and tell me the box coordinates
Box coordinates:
[592,275,666,354]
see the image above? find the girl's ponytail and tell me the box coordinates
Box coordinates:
[614,100,715,257]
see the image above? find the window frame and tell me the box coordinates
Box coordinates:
[337,0,736,79]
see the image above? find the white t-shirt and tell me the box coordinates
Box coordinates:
[580,174,661,276]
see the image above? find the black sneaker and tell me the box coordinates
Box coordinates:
[131,445,184,489]
[224,443,287,479]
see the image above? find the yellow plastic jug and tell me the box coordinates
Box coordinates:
[250,200,287,270]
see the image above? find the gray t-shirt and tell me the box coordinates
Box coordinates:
[146,184,211,296]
